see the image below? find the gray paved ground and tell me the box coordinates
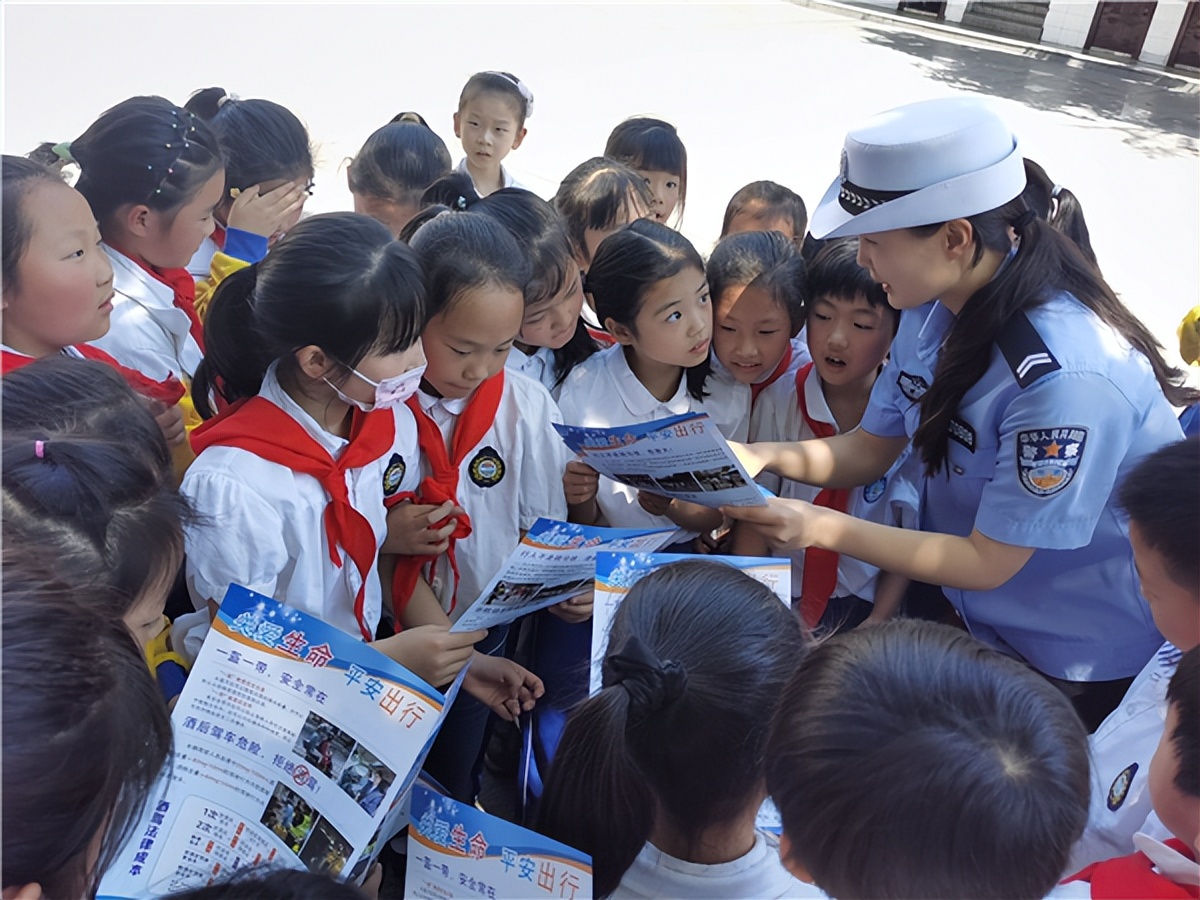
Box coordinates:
[4,1,1196,355]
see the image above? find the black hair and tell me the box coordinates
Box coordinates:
[2,357,188,617]
[184,88,312,198]
[912,202,1198,476]
[553,157,653,266]
[407,209,531,318]
[32,95,223,225]
[604,118,687,223]
[1,542,172,899]
[470,188,599,387]
[706,230,808,335]
[417,171,480,214]
[1118,437,1200,593]
[458,71,533,127]
[766,619,1090,900]
[164,866,367,900]
[585,218,711,400]
[807,237,898,332]
[348,113,452,207]
[192,213,426,417]
[720,180,808,242]
[1166,646,1199,797]
[538,561,805,897]
[1021,159,1098,269]
[2,155,68,290]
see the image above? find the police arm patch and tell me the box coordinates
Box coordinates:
[1016,427,1088,497]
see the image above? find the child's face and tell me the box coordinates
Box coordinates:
[713,283,793,384]
[142,169,224,269]
[611,266,711,369]
[122,565,175,650]
[352,191,418,239]
[334,341,428,409]
[453,93,526,171]
[725,208,796,243]
[1129,522,1200,651]
[421,284,524,399]
[856,227,959,311]
[807,293,894,392]
[636,169,680,223]
[520,269,585,350]
[2,182,115,357]
[1148,703,1200,850]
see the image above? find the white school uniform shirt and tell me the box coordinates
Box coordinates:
[453,157,529,194]
[414,371,568,621]
[706,335,813,442]
[505,345,561,399]
[188,234,219,279]
[181,362,421,639]
[558,345,739,531]
[91,244,203,382]
[1067,642,1182,872]
[612,832,825,899]
[750,366,919,602]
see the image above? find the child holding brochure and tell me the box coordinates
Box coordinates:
[539,561,816,899]
[735,238,915,633]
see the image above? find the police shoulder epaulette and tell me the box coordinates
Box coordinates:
[997,311,1061,388]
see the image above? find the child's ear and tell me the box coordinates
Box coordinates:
[777,832,815,884]
[294,345,335,381]
[511,127,527,151]
[605,317,632,346]
[121,203,154,238]
[452,111,462,139]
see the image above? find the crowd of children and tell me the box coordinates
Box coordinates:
[3,70,1197,900]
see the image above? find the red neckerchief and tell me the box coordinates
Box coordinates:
[1065,839,1199,899]
[586,325,616,347]
[121,250,206,353]
[2,346,185,406]
[795,362,850,629]
[211,223,227,251]
[388,371,505,622]
[750,343,794,406]
[190,396,395,641]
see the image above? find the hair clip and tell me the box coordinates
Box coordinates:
[34,440,45,459]
[216,91,241,109]
[454,195,468,211]
[167,167,174,175]
[164,142,173,149]
[146,163,154,171]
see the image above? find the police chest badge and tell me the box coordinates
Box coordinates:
[897,371,929,402]
[1017,427,1087,497]
[382,453,406,497]
[468,446,505,488]
[1107,762,1138,811]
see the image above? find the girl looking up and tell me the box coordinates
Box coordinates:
[604,117,687,227]
[452,71,533,197]
[728,97,1194,729]
[538,561,813,899]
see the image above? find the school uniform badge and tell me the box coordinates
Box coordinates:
[1017,427,1087,497]
[468,446,505,488]
[863,476,887,503]
[1107,762,1138,811]
[382,453,406,497]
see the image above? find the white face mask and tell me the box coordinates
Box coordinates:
[324,364,427,412]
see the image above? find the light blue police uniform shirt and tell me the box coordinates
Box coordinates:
[861,293,1178,681]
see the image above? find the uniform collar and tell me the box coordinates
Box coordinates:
[417,386,470,418]
[802,365,839,431]
[104,244,177,311]
[609,346,692,418]
[259,361,349,456]
[1133,833,1200,886]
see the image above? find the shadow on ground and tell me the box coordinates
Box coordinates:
[863,27,1200,158]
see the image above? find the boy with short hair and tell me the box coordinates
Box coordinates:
[1068,436,1200,871]
[734,237,914,633]
[720,180,809,247]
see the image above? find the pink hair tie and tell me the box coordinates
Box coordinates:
[34,440,45,459]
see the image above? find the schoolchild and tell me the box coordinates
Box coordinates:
[1057,646,1200,898]
[735,238,914,633]
[720,180,809,248]
[1021,158,1099,270]
[183,88,313,318]
[604,117,687,227]
[452,71,533,197]
[348,111,452,237]
[38,96,224,384]
[1,155,187,450]
[728,97,1194,729]
[539,561,817,899]
[471,188,600,397]
[1069,437,1200,871]
[552,156,653,339]
[705,229,811,440]
[557,219,728,536]
[181,213,486,697]
[399,210,564,800]
[164,867,372,900]
[2,356,193,702]
[766,620,1091,900]
[2,541,172,900]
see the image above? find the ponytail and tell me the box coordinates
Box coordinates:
[1021,159,1098,269]
[192,264,264,417]
[914,204,1199,475]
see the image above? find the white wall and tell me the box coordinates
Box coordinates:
[944,1,968,24]
[1141,1,1189,65]
[1041,0,1099,50]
